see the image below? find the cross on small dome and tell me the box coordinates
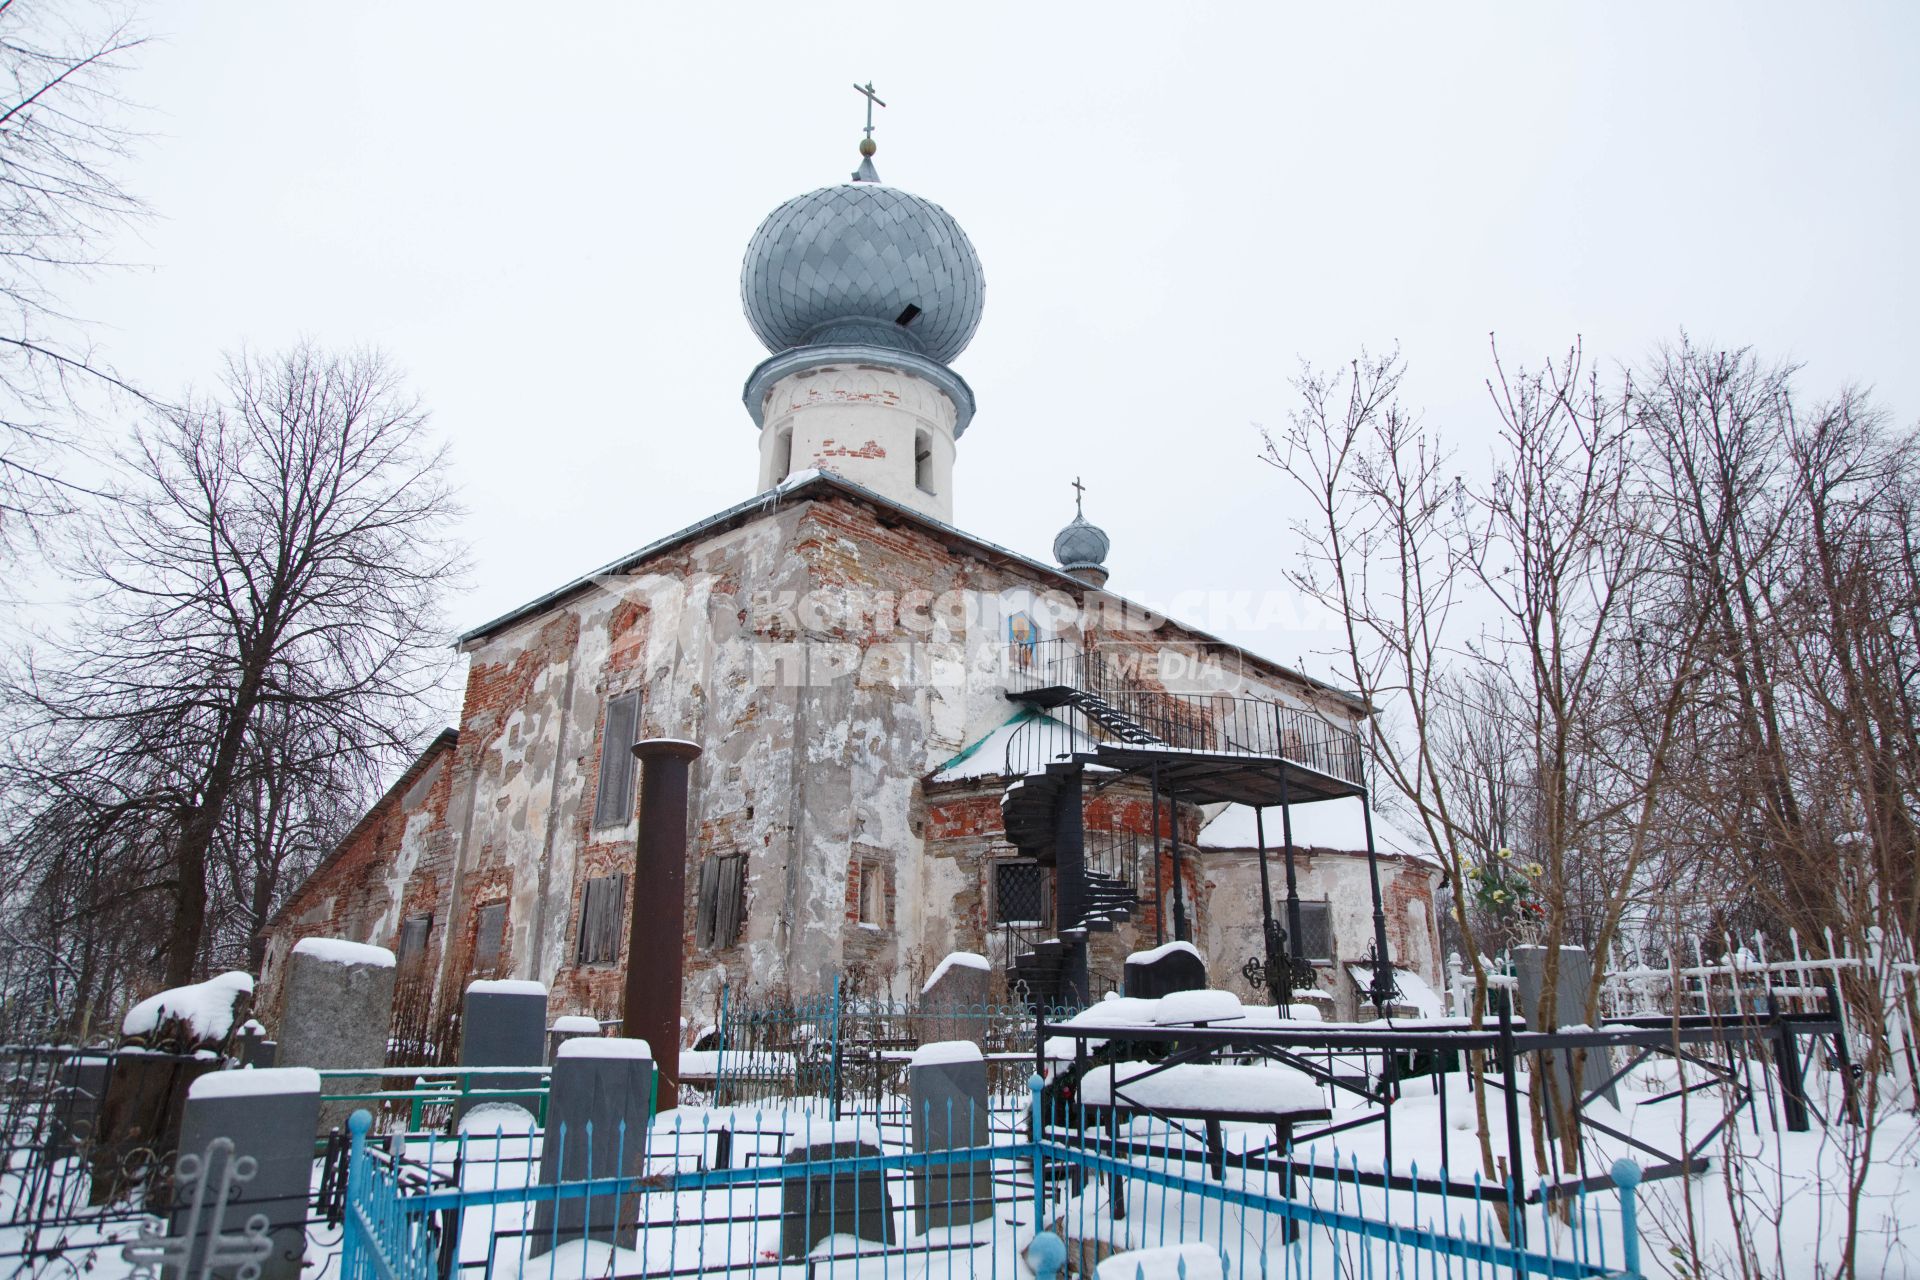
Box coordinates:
[1054,478,1111,584]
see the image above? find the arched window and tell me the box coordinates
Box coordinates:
[914,430,935,493]
[772,427,793,483]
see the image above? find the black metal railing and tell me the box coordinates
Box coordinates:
[1083,827,1146,893]
[1004,638,1366,789]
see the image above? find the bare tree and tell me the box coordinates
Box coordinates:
[10,345,463,987]
[0,2,149,548]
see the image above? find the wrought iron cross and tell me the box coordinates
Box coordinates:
[1072,475,1086,517]
[853,82,886,141]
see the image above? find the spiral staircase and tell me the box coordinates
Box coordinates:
[997,639,1369,1008]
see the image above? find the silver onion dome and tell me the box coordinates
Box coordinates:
[1054,513,1110,572]
[740,183,985,365]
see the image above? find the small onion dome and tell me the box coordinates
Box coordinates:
[1054,513,1111,573]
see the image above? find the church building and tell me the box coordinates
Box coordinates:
[260,126,1446,1040]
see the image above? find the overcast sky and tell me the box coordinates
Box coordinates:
[68,3,1920,711]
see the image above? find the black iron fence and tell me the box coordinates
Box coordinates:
[690,985,1074,1123]
[0,1043,237,1270]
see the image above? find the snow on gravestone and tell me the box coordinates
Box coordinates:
[918,951,991,1047]
[276,938,395,1135]
[531,1038,654,1256]
[90,971,254,1208]
[458,979,549,1124]
[1123,941,1207,1000]
[546,1014,602,1062]
[175,1068,321,1280]
[909,1040,992,1232]
[779,1116,895,1258]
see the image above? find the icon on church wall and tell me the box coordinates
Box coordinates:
[1007,611,1037,669]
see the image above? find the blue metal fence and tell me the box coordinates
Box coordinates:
[342,1077,1643,1280]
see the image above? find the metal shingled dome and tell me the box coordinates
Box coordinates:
[740,183,985,365]
[1053,515,1111,570]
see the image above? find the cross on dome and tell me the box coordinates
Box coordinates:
[1054,478,1111,587]
[852,81,885,182]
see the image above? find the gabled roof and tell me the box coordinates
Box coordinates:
[456,470,1369,714]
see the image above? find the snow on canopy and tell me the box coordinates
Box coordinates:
[1125,940,1201,965]
[1197,801,1434,863]
[122,971,253,1045]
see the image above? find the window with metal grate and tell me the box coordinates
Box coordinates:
[397,912,432,965]
[1295,901,1334,963]
[994,861,1050,927]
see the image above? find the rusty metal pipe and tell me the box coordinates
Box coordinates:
[625,737,701,1109]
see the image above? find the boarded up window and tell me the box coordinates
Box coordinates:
[472,902,509,975]
[397,913,433,964]
[1293,901,1334,963]
[994,862,1048,926]
[695,854,746,950]
[576,873,626,965]
[591,690,643,828]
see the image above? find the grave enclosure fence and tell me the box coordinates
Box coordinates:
[692,983,1072,1121]
[342,1077,1649,1280]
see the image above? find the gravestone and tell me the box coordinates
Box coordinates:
[909,1041,993,1232]
[170,1067,321,1280]
[918,953,991,1048]
[92,971,254,1208]
[530,1038,655,1255]
[546,1015,602,1063]
[51,1054,111,1160]
[1513,945,1617,1125]
[235,1021,277,1069]
[276,939,396,1135]
[458,980,548,1122]
[1124,942,1207,1000]
[779,1130,896,1258]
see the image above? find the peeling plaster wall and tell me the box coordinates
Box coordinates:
[1192,846,1445,1020]
[267,486,1408,1046]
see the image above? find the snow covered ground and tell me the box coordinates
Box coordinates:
[5,1053,1916,1277]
